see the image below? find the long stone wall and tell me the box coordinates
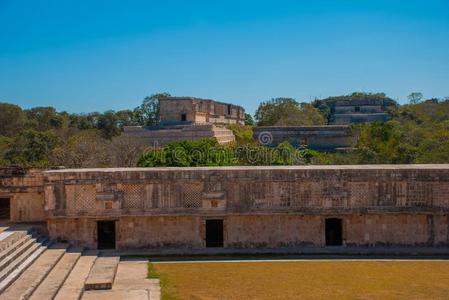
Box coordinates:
[252,126,354,150]
[40,165,449,250]
[3,166,449,250]
[44,166,449,217]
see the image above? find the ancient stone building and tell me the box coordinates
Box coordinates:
[2,165,449,252]
[330,99,391,124]
[159,96,245,125]
[253,126,354,150]
[123,96,245,145]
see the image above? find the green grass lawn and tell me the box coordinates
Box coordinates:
[149,260,449,300]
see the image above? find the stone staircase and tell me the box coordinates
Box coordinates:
[212,126,236,144]
[0,226,121,300]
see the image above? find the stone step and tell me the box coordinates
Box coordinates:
[54,251,97,300]
[0,230,28,252]
[213,131,234,136]
[0,237,42,283]
[215,135,235,139]
[0,235,35,273]
[84,255,120,290]
[0,240,47,294]
[214,132,235,138]
[0,243,68,299]
[216,136,235,143]
[0,234,32,262]
[29,249,82,300]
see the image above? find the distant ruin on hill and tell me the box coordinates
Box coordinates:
[124,96,245,145]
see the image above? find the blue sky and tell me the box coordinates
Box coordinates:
[1,0,448,114]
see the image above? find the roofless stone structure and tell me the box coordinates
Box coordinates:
[123,96,244,145]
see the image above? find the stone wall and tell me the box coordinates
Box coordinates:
[46,213,449,249]
[0,167,46,222]
[331,113,390,125]
[159,96,245,125]
[252,126,354,150]
[3,166,449,250]
[40,165,449,250]
[123,124,235,145]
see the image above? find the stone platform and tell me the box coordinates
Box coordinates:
[124,124,235,145]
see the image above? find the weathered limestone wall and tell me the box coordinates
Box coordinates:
[46,213,449,250]
[252,126,354,150]
[123,124,235,145]
[225,215,322,248]
[41,165,449,250]
[44,166,449,216]
[0,168,46,222]
[331,113,390,125]
[47,218,96,248]
[159,96,245,125]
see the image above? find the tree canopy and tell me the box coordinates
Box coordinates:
[1,92,448,168]
[255,98,326,126]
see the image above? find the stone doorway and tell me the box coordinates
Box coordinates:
[0,198,10,220]
[205,219,224,248]
[97,220,116,249]
[325,218,343,246]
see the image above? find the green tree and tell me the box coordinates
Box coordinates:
[244,113,254,125]
[97,111,121,139]
[407,92,423,104]
[138,93,170,126]
[25,107,67,131]
[68,112,100,130]
[4,129,59,167]
[138,138,236,167]
[255,98,326,126]
[115,109,139,128]
[0,103,26,136]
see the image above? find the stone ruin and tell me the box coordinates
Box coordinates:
[124,96,245,145]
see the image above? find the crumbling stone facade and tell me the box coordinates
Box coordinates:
[252,126,354,150]
[159,96,245,125]
[123,124,235,145]
[0,167,45,222]
[330,99,391,124]
[123,96,244,145]
[2,166,449,251]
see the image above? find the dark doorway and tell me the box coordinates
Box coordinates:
[0,198,10,220]
[181,113,187,121]
[97,220,116,249]
[325,218,343,246]
[205,219,224,247]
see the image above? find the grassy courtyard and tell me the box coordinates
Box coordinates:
[149,259,449,300]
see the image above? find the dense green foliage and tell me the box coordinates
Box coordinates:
[226,124,253,144]
[244,113,255,125]
[138,139,237,167]
[1,92,448,168]
[255,97,326,126]
[354,99,449,164]
[137,138,325,167]
[318,98,449,164]
[0,93,168,167]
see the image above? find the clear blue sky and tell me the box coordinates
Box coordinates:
[1,0,448,115]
